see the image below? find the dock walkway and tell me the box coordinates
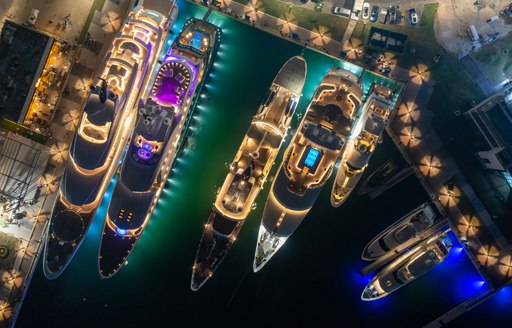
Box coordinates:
[387,72,512,325]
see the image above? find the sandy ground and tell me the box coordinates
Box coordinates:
[435,0,512,58]
[5,0,94,42]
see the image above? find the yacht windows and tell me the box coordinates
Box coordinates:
[117,209,134,223]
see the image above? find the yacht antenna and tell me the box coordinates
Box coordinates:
[98,77,110,103]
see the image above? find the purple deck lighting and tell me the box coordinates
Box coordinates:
[137,148,153,161]
[152,59,196,106]
[154,78,183,106]
[154,77,185,106]
[136,142,155,161]
[162,54,198,98]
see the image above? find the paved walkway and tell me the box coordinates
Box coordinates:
[340,16,357,45]
[214,0,345,55]
[23,43,75,137]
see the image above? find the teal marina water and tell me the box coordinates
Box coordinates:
[17,1,488,326]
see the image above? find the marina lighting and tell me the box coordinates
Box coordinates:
[474,281,486,288]
[116,228,127,236]
[494,285,512,306]
[452,247,464,256]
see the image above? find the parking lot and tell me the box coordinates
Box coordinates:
[359,0,428,26]
[320,0,430,25]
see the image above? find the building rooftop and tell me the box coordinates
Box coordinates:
[0,21,52,123]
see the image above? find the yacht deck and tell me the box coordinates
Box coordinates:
[284,70,362,195]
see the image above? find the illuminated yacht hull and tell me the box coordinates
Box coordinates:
[253,67,363,272]
[362,202,435,261]
[43,6,169,279]
[99,18,221,278]
[362,231,452,301]
[191,56,307,291]
[357,159,398,196]
[331,84,394,207]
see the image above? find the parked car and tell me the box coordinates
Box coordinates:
[333,6,352,16]
[362,2,370,20]
[409,8,418,25]
[370,5,379,22]
[379,8,388,24]
[388,6,397,24]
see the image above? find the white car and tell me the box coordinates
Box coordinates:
[409,8,419,25]
[362,2,370,20]
[379,8,388,24]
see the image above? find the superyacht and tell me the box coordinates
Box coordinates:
[331,84,394,207]
[253,67,363,272]
[98,18,221,278]
[191,56,306,290]
[43,6,171,279]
